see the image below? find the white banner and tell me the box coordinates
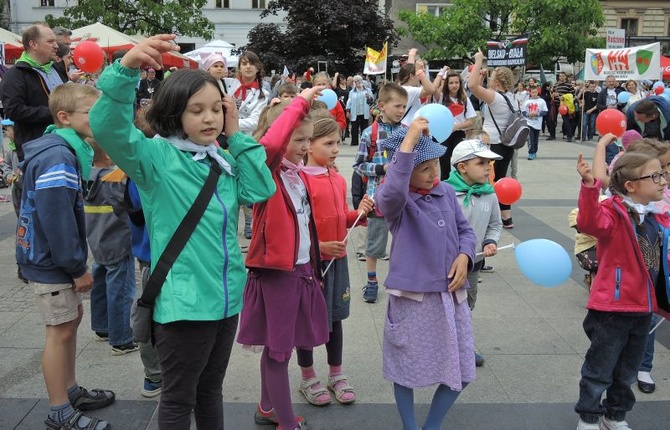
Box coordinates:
[584,43,661,81]
[606,29,625,49]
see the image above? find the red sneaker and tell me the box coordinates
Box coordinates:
[254,404,278,425]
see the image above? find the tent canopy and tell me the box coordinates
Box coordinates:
[71,22,198,69]
[0,27,25,63]
[183,39,238,69]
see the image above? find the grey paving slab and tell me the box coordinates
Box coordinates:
[3,136,670,430]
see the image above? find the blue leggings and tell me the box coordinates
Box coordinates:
[393,382,466,430]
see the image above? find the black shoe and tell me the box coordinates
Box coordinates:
[111,342,139,356]
[475,353,485,367]
[638,379,656,394]
[546,136,555,141]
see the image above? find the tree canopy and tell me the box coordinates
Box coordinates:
[244,0,399,76]
[44,0,214,40]
[399,0,605,67]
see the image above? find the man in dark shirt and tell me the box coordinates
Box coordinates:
[553,72,575,141]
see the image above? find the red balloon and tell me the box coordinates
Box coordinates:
[595,109,627,138]
[73,41,105,73]
[494,177,523,205]
[558,105,568,116]
[655,85,665,95]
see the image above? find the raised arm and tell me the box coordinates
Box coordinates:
[468,49,497,105]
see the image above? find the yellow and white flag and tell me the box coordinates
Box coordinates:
[364,42,387,75]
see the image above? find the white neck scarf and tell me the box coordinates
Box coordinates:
[621,195,662,224]
[164,135,233,176]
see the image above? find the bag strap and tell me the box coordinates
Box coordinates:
[138,160,223,306]
[368,120,379,162]
[488,105,503,137]
[498,91,519,113]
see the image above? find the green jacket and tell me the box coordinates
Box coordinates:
[90,62,275,323]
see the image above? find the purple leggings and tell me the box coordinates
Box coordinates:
[260,348,299,429]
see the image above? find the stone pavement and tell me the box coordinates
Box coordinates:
[1,135,670,429]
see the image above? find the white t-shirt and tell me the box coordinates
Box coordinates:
[449,96,477,125]
[514,91,529,109]
[401,85,423,127]
[483,92,515,145]
[280,169,312,265]
[522,97,548,130]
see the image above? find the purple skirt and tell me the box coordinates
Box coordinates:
[383,291,476,390]
[237,263,329,362]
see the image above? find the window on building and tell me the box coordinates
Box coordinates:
[416,3,452,17]
[215,0,230,8]
[40,0,55,6]
[252,0,266,9]
[621,18,638,36]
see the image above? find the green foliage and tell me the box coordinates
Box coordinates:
[44,0,214,39]
[399,0,604,67]
[245,0,399,75]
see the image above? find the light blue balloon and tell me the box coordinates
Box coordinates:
[413,103,454,142]
[653,81,665,90]
[317,89,337,110]
[663,88,670,102]
[617,91,630,104]
[514,239,572,288]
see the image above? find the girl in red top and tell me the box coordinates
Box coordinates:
[297,110,373,406]
[237,86,327,430]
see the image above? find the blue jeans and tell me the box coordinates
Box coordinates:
[575,310,652,424]
[639,314,658,372]
[582,112,597,140]
[528,128,540,154]
[90,254,136,346]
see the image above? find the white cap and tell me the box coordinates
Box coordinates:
[451,139,502,168]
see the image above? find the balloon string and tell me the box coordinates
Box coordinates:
[650,317,665,335]
[475,243,515,258]
[321,210,366,277]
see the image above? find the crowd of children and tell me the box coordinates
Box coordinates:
[4,30,670,430]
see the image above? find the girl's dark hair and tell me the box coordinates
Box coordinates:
[238,50,266,100]
[441,72,467,114]
[145,69,223,138]
[397,63,416,85]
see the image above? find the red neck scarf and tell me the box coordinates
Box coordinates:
[234,79,260,101]
[409,179,439,195]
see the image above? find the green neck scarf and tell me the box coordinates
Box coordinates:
[19,51,53,73]
[444,170,495,207]
[44,125,93,181]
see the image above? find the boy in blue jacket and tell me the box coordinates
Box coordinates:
[16,83,114,430]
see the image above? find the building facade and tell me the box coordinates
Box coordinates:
[5,0,284,51]
[599,1,670,54]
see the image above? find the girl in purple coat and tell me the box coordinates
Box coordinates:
[376,118,477,430]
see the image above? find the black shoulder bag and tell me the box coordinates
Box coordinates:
[131,161,222,343]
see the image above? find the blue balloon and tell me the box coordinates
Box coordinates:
[413,103,454,142]
[317,89,337,110]
[653,81,665,90]
[514,239,572,287]
[664,88,670,101]
[617,91,630,104]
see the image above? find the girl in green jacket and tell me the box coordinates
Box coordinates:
[90,35,275,430]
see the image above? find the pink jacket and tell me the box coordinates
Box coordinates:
[577,180,670,313]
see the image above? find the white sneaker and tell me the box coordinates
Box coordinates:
[577,419,600,430]
[601,417,632,430]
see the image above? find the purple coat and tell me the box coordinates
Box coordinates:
[376,151,476,293]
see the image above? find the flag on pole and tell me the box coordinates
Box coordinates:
[282,65,290,77]
[364,42,387,75]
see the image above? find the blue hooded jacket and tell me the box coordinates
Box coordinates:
[16,133,88,284]
[626,95,670,140]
